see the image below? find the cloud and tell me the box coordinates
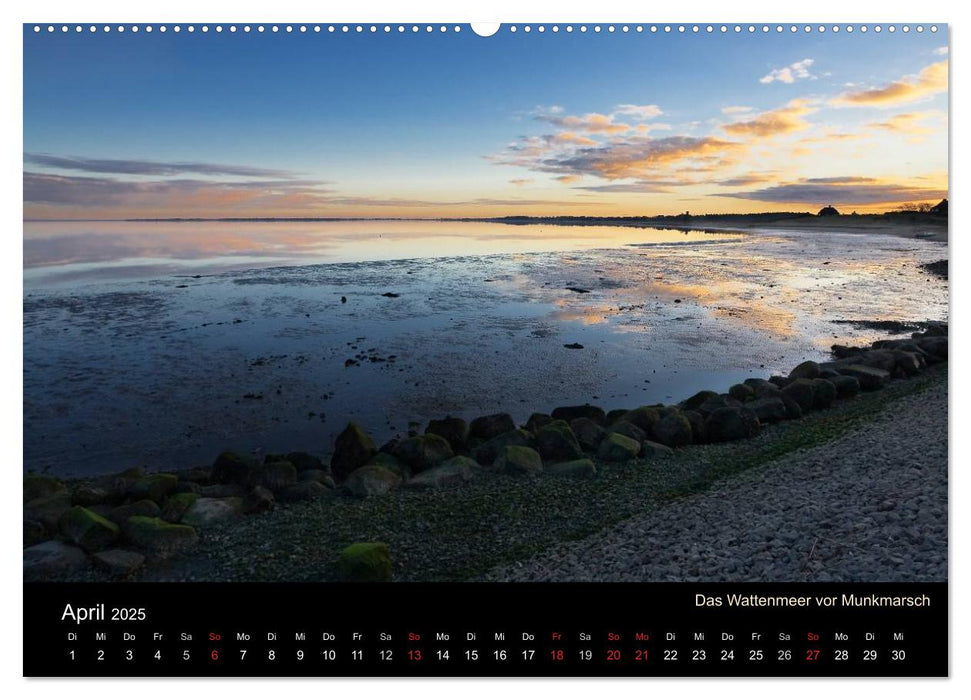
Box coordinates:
[934,46,948,55]
[508,178,533,186]
[866,112,936,138]
[718,176,946,205]
[722,99,816,138]
[714,172,780,187]
[613,104,663,120]
[575,179,678,193]
[831,60,948,107]
[554,175,581,184]
[760,59,815,84]
[721,106,753,115]
[534,111,631,134]
[24,154,299,178]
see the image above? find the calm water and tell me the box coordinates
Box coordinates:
[23,220,948,476]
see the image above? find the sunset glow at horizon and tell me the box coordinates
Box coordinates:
[23,26,948,220]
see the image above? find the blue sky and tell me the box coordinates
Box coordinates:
[23,25,948,217]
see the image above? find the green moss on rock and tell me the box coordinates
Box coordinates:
[336,542,392,582]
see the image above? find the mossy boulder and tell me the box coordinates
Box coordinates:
[535,421,583,462]
[652,412,693,447]
[497,445,543,475]
[24,474,66,503]
[336,542,392,582]
[70,485,109,507]
[622,406,661,434]
[123,516,198,555]
[525,413,553,432]
[107,499,162,526]
[92,549,146,578]
[811,378,837,409]
[181,497,244,527]
[392,434,454,474]
[405,456,476,489]
[609,420,646,444]
[472,428,532,465]
[570,417,607,451]
[425,417,469,451]
[837,365,890,391]
[641,440,675,459]
[705,406,761,442]
[781,378,816,412]
[744,378,782,398]
[551,405,605,425]
[23,520,47,547]
[243,485,276,514]
[343,465,402,498]
[468,413,516,442]
[298,468,330,483]
[789,360,821,380]
[282,452,325,472]
[682,410,707,444]
[24,490,73,531]
[161,492,200,522]
[728,383,754,402]
[747,397,788,424]
[24,541,87,580]
[211,452,261,486]
[683,390,720,411]
[364,451,406,477]
[60,506,121,552]
[199,483,246,498]
[128,473,179,502]
[278,481,330,503]
[597,432,641,462]
[259,461,298,491]
[546,459,597,479]
[780,393,804,420]
[331,423,377,482]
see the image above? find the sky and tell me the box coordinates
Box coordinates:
[23,24,949,219]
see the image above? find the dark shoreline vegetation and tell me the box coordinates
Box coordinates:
[23,323,948,583]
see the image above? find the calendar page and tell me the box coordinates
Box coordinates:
[22,19,949,678]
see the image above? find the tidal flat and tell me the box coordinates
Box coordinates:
[23,220,948,477]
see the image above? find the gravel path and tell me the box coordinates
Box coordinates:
[488,381,947,583]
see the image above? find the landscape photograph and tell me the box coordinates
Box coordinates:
[23,24,948,585]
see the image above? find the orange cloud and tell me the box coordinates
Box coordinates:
[722,99,816,138]
[831,61,947,107]
[536,111,630,134]
[866,112,936,138]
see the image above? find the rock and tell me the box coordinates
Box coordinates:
[128,473,179,502]
[60,506,121,552]
[782,378,816,413]
[768,375,790,388]
[604,408,629,425]
[364,452,406,477]
[747,397,789,424]
[178,467,212,484]
[425,417,469,451]
[259,461,298,491]
[831,344,864,359]
[811,378,837,409]
[829,374,860,398]
[343,465,402,498]
[779,393,804,420]
[744,378,781,397]
[789,360,821,380]
[180,497,244,527]
[278,481,329,503]
[818,368,842,379]
[392,434,454,474]
[837,365,890,391]
[243,485,275,514]
[652,412,693,447]
[682,410,707,443]
[535,421,584,462]
[496,445,543,475]
[23,519,47,546]
[856,349,898,372]
[107,499,162,526]
[695,395,743,417]
[405,456,476,489]
[622,406,661,433]
[331,423,378,482]
[283,452,325,472]
[728,383,754,401]
[173,482,202,495]
[336,542,392,582]
[570,417,607,451]
[891,350,923,376]
[123,516,198,555]
[913,336,947,361]
[298,469,330,483]
[211,452,261,486]
[546,459,597,478]
[71,484,108,507]
[551,405,605,425]
[24,541,87,579]
[525,413,553,432]
[161,492,200,522]
[597,432,641,461]
[472,429,532,465]
[641,440,675,459]
[24,474,66,503]
[683,390,719,412]
[199,483,246,498]
[609,420,646,444]
[468,413,516,442]
[92,549,145,577]
[24,490,73,531]
[705,407,761,442]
